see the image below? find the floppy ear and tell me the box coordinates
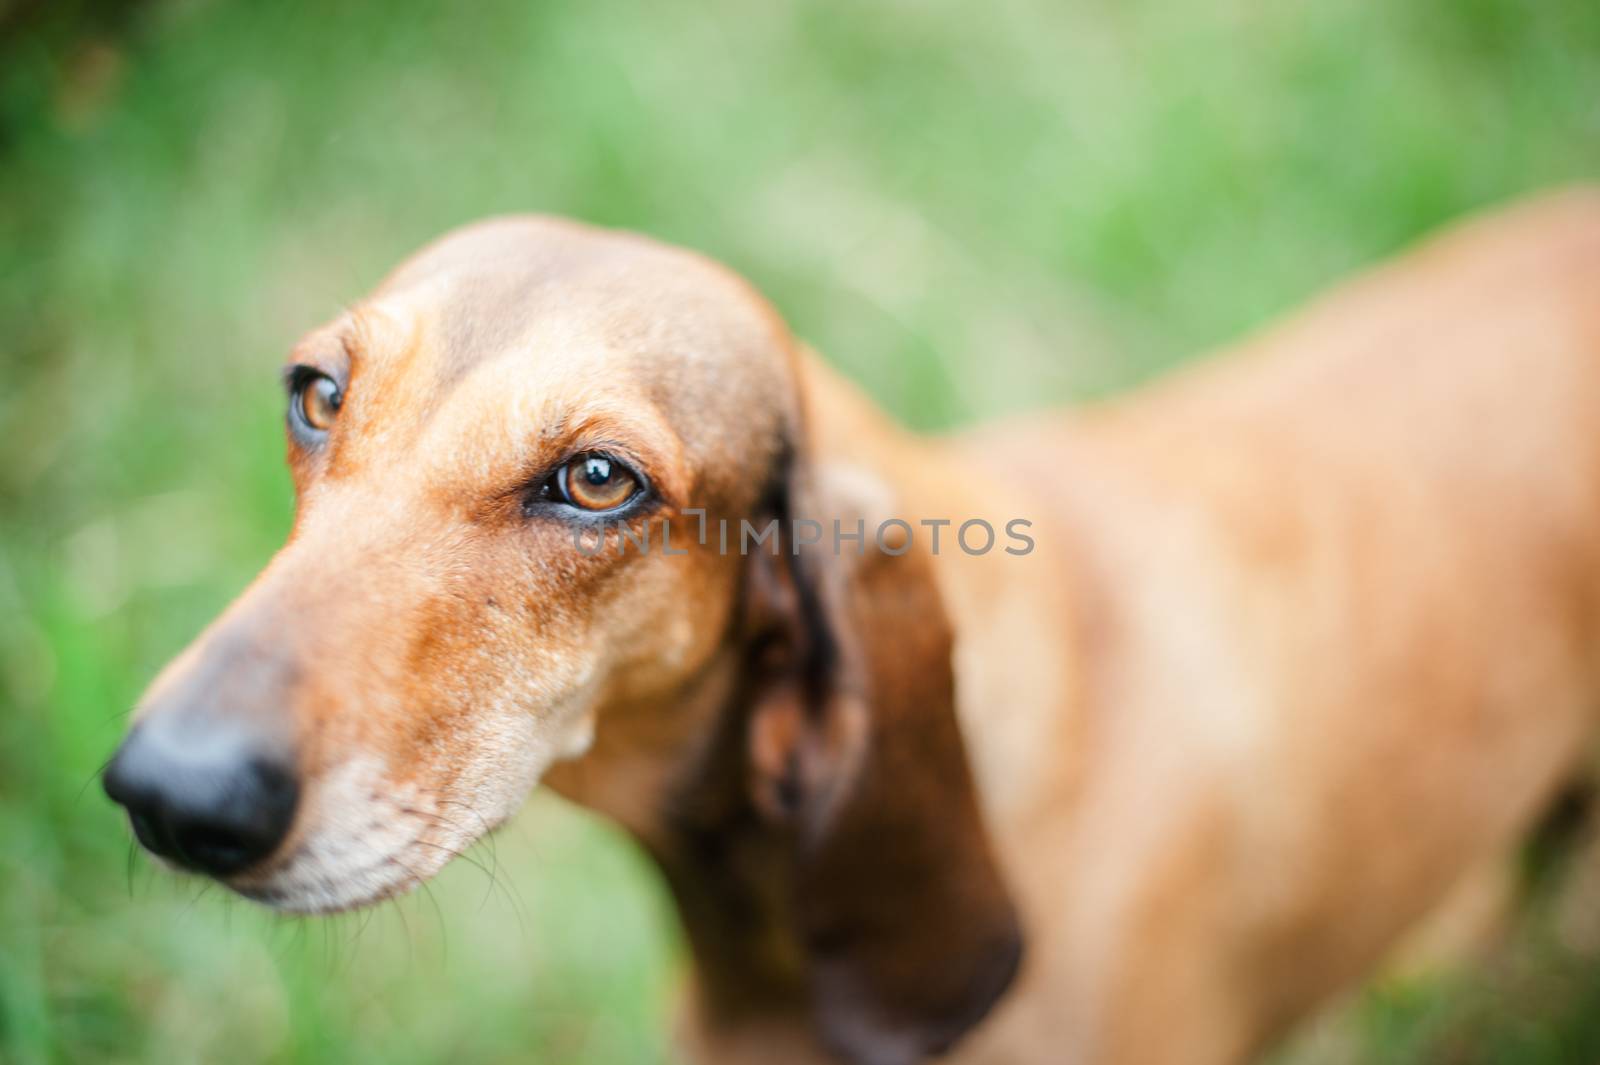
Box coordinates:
[743,462,1024,1065]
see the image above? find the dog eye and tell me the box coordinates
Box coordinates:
[557,453,640,511]
[291,372,341,434]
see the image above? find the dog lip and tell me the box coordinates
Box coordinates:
[226,819,441,915]
[235,856,423,915]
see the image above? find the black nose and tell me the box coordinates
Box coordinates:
[103,720,299,878]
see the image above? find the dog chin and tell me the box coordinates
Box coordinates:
[228,810,462,915]
[232,851,438,915]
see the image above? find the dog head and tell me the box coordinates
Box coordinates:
[104,217,1019,1062]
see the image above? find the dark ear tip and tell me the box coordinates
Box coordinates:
[908,921,1025,1061]
[814,921,1026,1065]
[944,920,1025,1050]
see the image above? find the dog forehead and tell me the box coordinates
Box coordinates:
[372,216,785,380]
[358,216,796,457]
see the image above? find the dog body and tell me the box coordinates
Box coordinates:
[106,190,1600,1064]
[923,189,1600,1063]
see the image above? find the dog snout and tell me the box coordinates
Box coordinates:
[103,717,299,879]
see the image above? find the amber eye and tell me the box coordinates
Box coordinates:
[559,453,640,511]
[292,372,341,435]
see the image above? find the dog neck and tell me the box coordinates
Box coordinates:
[545,647,825,1055]
[651,679,814,1028]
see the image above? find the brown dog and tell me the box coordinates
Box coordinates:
[105,188,1600,1064]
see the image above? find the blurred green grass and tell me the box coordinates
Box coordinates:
[2,1,1599,1062]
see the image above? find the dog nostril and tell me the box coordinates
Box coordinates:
[160,762,299,878]
[126,809,172,858]
[171,820,262,877]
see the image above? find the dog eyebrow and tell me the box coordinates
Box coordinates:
[282,316,362,381]
[489,414,678,513]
